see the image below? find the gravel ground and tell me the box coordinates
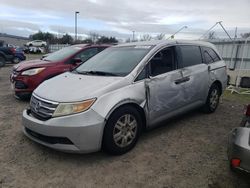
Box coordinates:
[0,58,250,188]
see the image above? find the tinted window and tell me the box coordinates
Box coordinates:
[76,46,152,77]
[75,48,98,62]
[202,47,221,64]
[179,45,202,67]
[150,47,175,77]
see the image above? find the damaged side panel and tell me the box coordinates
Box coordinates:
[91,80,147,121]
[145,70,186,126]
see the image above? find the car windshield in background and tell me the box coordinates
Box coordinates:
[75,46,152,77]
[43,46,81,62]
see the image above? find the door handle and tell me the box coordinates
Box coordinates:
[174,77,190,84]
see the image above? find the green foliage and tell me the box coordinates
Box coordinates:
[96,36,118,44]
[29,31,118,45]
[61,33,73,44]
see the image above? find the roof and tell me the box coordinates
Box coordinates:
[116,39,216,49]
[71,44,112,48]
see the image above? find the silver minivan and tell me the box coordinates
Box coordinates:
[22,40,227,155]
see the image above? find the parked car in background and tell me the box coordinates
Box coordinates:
[12,47,26,64]
[10,44,110,99]
[26,40,47,47]
[228,104,250,173]
[22,40,227,155]
[0,46,15,67]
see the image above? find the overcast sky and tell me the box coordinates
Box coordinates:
[0,0,250,40]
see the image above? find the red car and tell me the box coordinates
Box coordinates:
[10,44,110,99]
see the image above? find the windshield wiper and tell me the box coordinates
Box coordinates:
[77,71,118,76]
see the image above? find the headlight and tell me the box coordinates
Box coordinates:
[52,98,96,117]
[21,68,45,76]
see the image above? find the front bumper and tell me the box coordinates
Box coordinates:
[22,108,106,153]
[228,127,250,173]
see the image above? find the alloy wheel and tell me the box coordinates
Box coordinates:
[113,114,138,148]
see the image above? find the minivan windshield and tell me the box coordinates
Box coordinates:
[43,46,81,62]
[75,46,152,76]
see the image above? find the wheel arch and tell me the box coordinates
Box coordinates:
[212,80,222,95]
[104,101,147,131]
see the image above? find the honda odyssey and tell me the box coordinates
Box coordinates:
[22,40,227,155]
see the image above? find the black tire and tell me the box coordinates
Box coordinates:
[102,105,142,155]
[29,44,33,47]
[12,57,21,64]
[203,84,221,113]
[0,56,6,67]
[15,92,31,100]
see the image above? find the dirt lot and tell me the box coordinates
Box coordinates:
[0,56,250,188]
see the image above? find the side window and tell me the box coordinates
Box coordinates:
[202,47,221,64]
[75,48,98,62]
[135,66,147,82]
[149,47,176,77]
[179,45,202,68]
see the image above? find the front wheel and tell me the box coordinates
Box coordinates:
[203,84,221,113]
[0,56,6,67]
[12,57,21,64]
[102,106,142,155]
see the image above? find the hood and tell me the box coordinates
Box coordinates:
[34,72,125,102]
[13,59,56,71]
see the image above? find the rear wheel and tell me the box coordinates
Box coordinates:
[102,106,142,155]
[203,84,221,113]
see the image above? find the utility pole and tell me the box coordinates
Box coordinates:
[75,11,80,42]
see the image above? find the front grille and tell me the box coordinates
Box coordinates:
[25,128,73,145]
[30,94,58,120]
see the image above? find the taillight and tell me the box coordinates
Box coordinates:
[231,158,241,168]
[10,48,16,54]
[245,105,250,116]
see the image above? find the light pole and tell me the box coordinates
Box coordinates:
[75,11,79,42]
[167,26,188,39]
[132,31,135,42]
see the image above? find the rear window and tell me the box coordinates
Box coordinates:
[179,45,202,68]
[202,47,221,64]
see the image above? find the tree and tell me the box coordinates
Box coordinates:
[82,38,93,44]
[89,32,100,43]
[140,34,152,41]
[207,31,216,40]
[241,32,250,39]
[29,31,56,44]
[96,36,118,44]
[156,33,165,40]
[60,33,73,44]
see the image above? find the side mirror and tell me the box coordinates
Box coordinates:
[71,58,82,64]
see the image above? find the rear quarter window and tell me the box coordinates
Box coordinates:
[202,47,221,64]
[178,45,202,68]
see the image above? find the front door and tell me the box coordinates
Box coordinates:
[146,47,186,124]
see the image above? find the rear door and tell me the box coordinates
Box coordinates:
[176,45,209,105]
